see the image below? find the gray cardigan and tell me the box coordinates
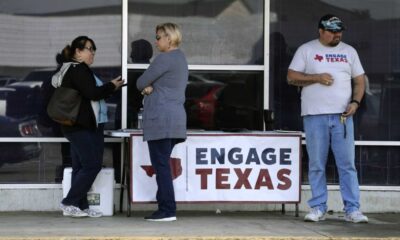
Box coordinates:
[136,49,189,141]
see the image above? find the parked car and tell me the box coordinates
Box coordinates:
[185,74,263,131]
[22,69,54,83]
[214,79,263,130]
[6,81,42,119]
[0,115,42,167]
[0,87,15,116]
[185,74,225,129]
[0,75,19,87]
[10,68,121,131]
[0,80,44,166]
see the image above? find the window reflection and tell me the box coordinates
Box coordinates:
[271,0,400,141]
[128,70,264,131]
[128,0,264,65]
[0,0,122,183]
[357,146,400,185]
[272,0,400,186]
[0,0,122,138]
[302,146,400,186]
[0,142,118,183]
[0,66,122,138]
[269,31,302,131]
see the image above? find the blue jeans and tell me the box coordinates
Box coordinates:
[147,139,179,216]
[61,125,104,210]
[303,114,360,214]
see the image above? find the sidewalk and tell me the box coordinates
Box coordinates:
[0,211,399,240]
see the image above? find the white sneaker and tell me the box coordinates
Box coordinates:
[83,208,103,218]
[60,203,88,218]
[145,216,177,222]
[304,207,325,222]
[345,210,368,223]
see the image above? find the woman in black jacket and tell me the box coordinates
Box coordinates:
[54,36,124,217]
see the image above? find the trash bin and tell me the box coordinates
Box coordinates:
[62,167,114,216]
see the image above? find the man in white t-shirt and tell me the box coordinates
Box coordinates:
[287,14,368,223]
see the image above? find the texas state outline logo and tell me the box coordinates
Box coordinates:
[314,53,348,63]
[314,54,323,62]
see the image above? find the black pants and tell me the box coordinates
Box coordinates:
[147,139,179,215]
[62,125,104,210]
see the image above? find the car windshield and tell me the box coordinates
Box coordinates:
[23,71,54,82]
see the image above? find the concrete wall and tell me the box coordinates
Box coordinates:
[0,185,399,213]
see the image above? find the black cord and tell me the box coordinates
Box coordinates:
[343,121,347,138]
[341,114,347,138]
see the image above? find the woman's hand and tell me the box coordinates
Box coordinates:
[111,76,125,90]
[141,86,153,95]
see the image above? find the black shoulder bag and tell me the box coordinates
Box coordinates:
[47,87,81,126]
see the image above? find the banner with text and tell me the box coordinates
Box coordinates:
[131,134,301,203]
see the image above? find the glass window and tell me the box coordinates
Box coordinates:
[356,146,400,185]
[0,0,122,137]
[0,1,122,184]
[271,0,400,141]
[0,142,120,183]
[128,0,264,65]
[272,0,400,186]
[127,70,264,130]
[302,146,400,186]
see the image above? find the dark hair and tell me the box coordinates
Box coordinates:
[60,36,96,62]
[130,39,153,63]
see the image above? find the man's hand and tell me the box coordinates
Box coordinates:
[318,73,334,86]
[287,70,334,87]
[342,102,358,117]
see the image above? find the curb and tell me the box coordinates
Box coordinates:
[1,237,400,240]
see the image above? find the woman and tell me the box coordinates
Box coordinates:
[136,23,188,222]
[55,36,125,217]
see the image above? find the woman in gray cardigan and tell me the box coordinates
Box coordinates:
[136,23,188,222]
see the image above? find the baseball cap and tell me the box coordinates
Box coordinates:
[318,14,346,32]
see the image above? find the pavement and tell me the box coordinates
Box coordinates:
[0,211,399,240]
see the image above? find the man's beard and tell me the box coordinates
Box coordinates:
[329,38,341,47]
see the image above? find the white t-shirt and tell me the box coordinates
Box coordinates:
[289,39,364,116]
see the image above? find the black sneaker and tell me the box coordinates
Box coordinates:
[144,211,177,222]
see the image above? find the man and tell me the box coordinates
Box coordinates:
[287,14,368,223]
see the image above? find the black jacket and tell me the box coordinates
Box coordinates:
[60,62,116,132]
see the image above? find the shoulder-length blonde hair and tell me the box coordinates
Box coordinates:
[156,23,182,47]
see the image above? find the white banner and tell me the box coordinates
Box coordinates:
[130,133,301,203]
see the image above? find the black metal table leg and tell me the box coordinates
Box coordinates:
[119,140,127,213]
[126,166,131,217]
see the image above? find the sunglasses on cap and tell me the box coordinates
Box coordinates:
[321,17,345,32]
